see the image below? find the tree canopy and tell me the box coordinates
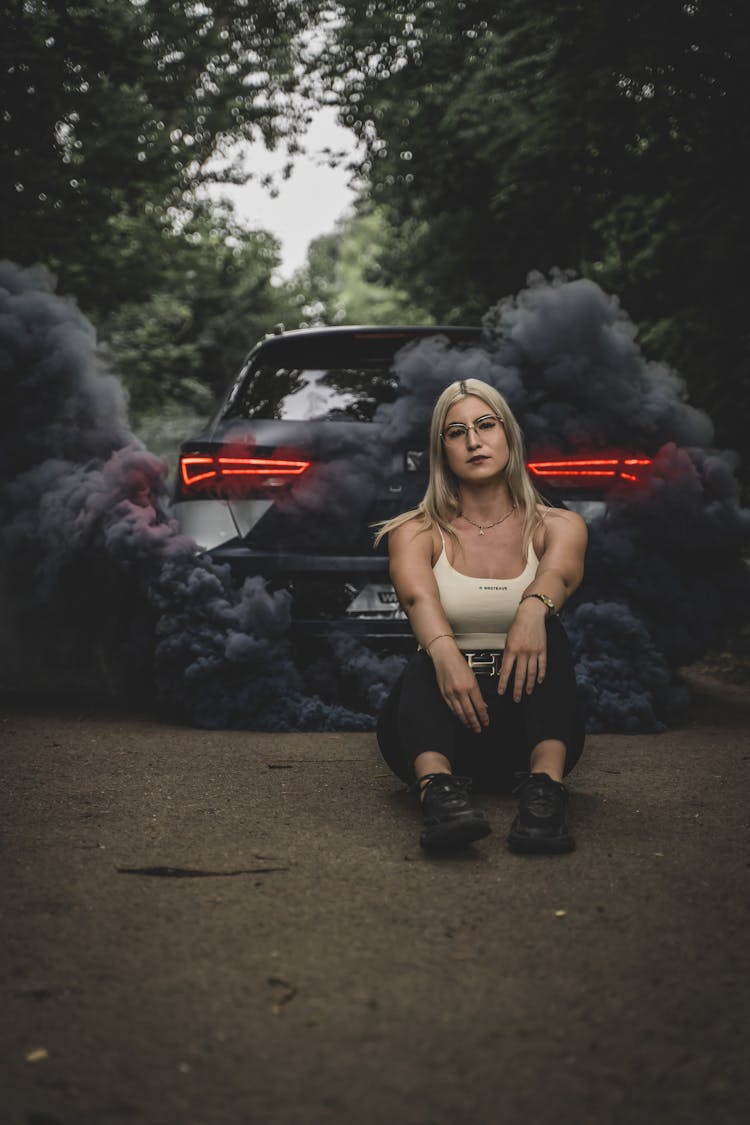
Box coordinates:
[3,1,749,479]
[288,207,434,326]
[102,198,297,416]
[315,0,750,466]
[1,1,327,424]
[1,0,323,311]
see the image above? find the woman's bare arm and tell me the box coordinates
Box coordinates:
[498,508,588,701]
[523,506,588,607]
[389,520,489,733]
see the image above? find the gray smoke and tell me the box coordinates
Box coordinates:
[0,260,375,729]
[483,271,714,451]
[1,261,747,733]
[270,272,748,732]
[384,273,748,731]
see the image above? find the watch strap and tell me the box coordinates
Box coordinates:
[520,592,557,615]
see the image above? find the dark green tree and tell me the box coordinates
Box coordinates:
[315,1,750,470]
[289,206,434,325]
[1,0,323,313]
[1,1,320,434]
[102,198,294,417]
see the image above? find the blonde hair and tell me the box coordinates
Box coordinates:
[373,378,548,560]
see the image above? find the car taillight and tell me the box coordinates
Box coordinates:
[526,455,653,487]
[179,455,311,489]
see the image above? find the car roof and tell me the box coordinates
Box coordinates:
[247,324,482,364]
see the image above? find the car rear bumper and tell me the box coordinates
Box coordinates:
[291,617,414,641]
[204,545,413,644]
[208,546,390,577]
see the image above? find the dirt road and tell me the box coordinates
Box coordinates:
[1,670,748,1125]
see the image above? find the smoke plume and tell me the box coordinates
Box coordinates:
[0,260,376,729]
[1,261,747,733]
[384,272,749,730]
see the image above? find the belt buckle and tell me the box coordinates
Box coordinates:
[465,651,501,676]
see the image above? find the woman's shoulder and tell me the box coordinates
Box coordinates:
[389,515,444,563]
[538,504,586,529]
[533,504,588,549]
[389,514,432,548]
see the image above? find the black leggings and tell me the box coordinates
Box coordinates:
[377,615,585,792]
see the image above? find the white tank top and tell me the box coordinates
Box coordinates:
[433,527,539,650]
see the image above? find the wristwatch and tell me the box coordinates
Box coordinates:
[520,592,557,615]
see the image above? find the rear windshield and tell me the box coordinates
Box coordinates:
[226,363,400,422]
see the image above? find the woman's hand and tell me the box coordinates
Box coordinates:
[498,599,548,702]
[430,639,489,734]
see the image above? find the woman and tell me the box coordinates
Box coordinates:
[375,378,588,854]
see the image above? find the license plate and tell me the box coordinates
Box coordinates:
[346,584,406,618]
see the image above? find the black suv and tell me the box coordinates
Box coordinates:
[174,325,651,645]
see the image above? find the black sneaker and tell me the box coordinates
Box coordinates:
[507,772,574,854]
[418,773,492,852]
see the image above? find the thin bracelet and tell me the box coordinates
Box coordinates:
[425,632,455,657]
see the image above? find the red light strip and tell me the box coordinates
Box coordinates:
[182,452,652,489]
[216,457,310,476]
[527,456,653,482]
[528,459,618,470]
[180,456,217,486]
[180,455,310,486]
[532,470,618,477]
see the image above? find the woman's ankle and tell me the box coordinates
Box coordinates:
[529,739,566,783]
[413,752,453,801]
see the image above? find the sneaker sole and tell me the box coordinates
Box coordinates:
[421,816,492,852]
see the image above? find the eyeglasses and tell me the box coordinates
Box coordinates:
[441,414,503,443]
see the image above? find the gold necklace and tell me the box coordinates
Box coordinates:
[460,504,517,535]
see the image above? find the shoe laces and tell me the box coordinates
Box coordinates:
[512,771,567,817]
[412,772,473,800]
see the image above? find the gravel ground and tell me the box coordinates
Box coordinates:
[1,669,748,1125]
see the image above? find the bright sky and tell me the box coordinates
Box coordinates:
[206,109,360,279]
